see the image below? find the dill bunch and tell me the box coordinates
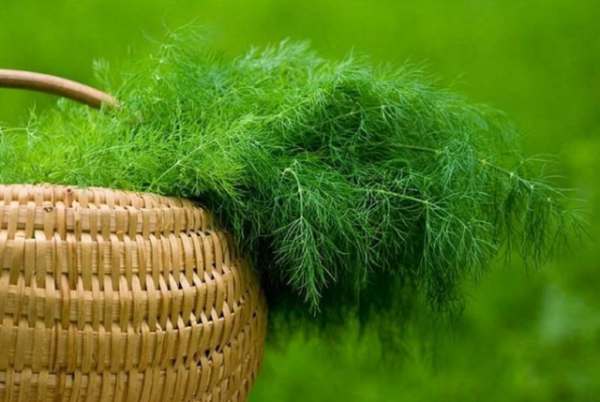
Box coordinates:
[0,33,584,319]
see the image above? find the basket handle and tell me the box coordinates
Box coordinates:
[0,69,118,109]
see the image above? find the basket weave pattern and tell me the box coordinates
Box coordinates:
[0,185,267,401]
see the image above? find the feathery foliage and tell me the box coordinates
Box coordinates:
[0,32,584,318]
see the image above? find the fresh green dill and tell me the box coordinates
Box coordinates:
[0,31,585,318]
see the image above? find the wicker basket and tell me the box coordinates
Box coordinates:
[0,71,268,402]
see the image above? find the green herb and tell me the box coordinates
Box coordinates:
[0,31,584,317]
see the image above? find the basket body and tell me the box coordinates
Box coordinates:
[0,185,267,402]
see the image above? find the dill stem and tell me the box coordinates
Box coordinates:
[479,159,535,189]
[365,188,432,207]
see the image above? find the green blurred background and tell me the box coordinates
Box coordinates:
[1,1,598,400]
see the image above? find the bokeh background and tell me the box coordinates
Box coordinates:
[1,1,599,401]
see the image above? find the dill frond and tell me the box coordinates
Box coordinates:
[0,32,585,318]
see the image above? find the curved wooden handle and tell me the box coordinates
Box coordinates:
[0,69,118,109]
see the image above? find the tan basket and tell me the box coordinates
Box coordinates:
[0,71,267,402]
